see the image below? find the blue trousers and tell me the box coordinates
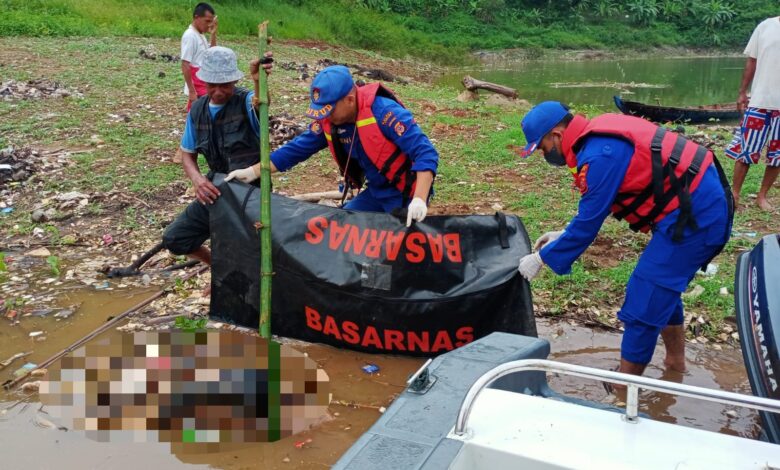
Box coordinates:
[618,204,730,365]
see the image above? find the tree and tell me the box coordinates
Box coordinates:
[626,0,660,25]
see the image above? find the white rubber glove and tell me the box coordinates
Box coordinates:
[534,230,564,251]
[224,165,260,184]
[518,252,544,281]
[406,197,428,227]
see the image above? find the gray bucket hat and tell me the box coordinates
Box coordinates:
[196,46,244,84]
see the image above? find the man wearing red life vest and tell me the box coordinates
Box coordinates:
[517,101,733,380]
[226,65,438,227]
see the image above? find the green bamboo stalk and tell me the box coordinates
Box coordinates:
[257,22,273,339]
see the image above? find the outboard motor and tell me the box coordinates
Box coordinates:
[735,234,780,443]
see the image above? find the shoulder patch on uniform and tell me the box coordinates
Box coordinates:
[394,122,406,137]
[575,163,589,195]
[381,111,394,126]
[309,121,322,134]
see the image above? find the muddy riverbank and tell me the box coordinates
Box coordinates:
[0,314,759,469]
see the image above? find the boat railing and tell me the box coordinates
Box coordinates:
[453,359,780,436]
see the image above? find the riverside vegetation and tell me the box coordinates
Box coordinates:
[3,0,778,63]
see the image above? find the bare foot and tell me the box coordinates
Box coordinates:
[663,357,687,373]
[757,198,775,212]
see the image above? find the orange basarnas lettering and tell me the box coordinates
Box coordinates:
[304,305,474,352]
[304,218,463,263]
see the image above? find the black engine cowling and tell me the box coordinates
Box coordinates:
[735,234,780,443]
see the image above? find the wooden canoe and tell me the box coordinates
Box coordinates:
[613,95,740,124]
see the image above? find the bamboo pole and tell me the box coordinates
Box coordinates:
[258,23,281,442]
[256,22,273,339]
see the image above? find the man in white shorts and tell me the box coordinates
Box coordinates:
[726,15,780,212]
[181,2,218,112]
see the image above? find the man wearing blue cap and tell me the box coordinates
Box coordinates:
[225,65,439,227]
[517,101,732,381]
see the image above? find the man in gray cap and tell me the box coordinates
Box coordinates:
[163,46,272,283]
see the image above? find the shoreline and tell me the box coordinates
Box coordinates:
[470,46,744,64]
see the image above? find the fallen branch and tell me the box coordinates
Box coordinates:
[142,313,188,326]
[161,259,200,272]
[462,75,518,99]
[291,190,344,202]
[105,242,164,278]
[1,242,90,250]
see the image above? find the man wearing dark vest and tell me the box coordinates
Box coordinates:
[225,65,438,227]
[163,46,270,276]
[517,101,733,381]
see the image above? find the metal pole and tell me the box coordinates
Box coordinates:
[624,384,639,423]
[453,359,780,436]
[256,21,272,339]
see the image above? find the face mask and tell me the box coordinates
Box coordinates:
[543,137,566,167]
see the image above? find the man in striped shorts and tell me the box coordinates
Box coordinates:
[725,16,780,212]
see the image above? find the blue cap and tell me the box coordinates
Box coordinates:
[307,65,354,120]
[519,101,570,157]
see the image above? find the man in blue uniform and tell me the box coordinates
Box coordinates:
[517,102,732,380]
[225,65,439,227]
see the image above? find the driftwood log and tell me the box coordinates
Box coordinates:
[462,75,518,99]
[291,190,345,202]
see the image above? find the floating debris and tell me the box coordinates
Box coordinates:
[13,362,38,378]
[0,352,30,369]
[53,309,74,319]
[20,380,41,392]
[549,81,669,90]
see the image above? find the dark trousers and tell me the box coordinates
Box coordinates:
[162,200,210,255]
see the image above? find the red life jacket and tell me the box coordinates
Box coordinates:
[320,83,417,200]
[561,114,713,240]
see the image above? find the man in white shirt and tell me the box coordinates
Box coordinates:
[726,16,780,212]
[181,2,218,111]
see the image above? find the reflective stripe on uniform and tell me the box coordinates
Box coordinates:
[356,117,377,127]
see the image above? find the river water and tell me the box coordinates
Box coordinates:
[439,56,747,109]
